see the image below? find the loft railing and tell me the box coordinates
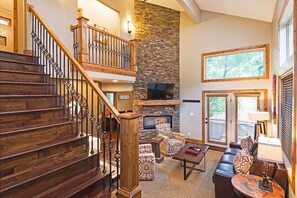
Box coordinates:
[71,17,136,76]
[28,5,141,197]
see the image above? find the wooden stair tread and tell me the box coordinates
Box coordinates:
[0,94,59,98]
[0,69,46,75]
[0,121,71,135]
[0,58,42,66]
[0,107,64,115]
[34,168,108,198]
[0,146,95,192]
[0,51,38,58]
[0,135,84,161]
[0,81,52,85]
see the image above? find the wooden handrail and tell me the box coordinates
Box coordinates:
[28,5,120,122]
[88,25,131,44]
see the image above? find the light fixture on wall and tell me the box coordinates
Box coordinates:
[127,20,132,34]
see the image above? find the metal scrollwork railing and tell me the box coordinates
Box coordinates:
[28,5,121,191]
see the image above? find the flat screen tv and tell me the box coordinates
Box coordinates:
[147,83,174,100]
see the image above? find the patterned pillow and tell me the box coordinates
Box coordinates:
[233,149,254,174]
[156,123,171,133]
[240,135,254,153]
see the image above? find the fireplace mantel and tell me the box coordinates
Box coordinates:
[136,100,180,110]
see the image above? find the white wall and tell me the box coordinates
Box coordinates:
[78,0,120,36]
[27,0,77,52]
[180,11,272,140]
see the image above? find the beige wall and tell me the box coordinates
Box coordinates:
[27,0,77,52]
[78,0,120,36]
[98,0,134,40]
[180,11,272,140]
[271,0,296,196]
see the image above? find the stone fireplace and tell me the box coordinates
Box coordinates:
[134,0,180,141]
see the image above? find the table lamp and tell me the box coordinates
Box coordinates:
[248,111,270,139]
[257,136,283,192]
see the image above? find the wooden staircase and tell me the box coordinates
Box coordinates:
[0,51,110,198]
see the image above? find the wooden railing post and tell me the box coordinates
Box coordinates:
[130,39,137,72]
[77,16,89,63]
[117,113,142,198]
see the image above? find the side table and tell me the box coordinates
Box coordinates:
[231,174,284,198]
[139,136,164,163]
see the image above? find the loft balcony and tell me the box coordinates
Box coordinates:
[71,17,136,83]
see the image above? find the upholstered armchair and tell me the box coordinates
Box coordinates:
[155,118,185,156]
[139,144,155,181]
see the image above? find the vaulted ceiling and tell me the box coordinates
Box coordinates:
[146,0,277,22]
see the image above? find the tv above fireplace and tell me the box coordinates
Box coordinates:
[147,83,174,100]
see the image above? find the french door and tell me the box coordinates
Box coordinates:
[204,91,265,147]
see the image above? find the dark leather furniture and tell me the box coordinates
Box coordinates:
[212,142,287,198]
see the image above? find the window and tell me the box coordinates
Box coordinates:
[202,45,269,82]
[279,72,293,163]
[280,15,294,66]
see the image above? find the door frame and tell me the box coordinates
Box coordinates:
[234,93,261,142]
[202,89,268,144]
[13,0,27,53]
[206,94,229,145]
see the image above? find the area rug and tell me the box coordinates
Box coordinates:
[140,149,223,198]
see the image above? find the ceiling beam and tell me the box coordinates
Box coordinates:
[177,0,201,23]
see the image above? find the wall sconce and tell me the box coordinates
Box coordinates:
[127,20,132,34]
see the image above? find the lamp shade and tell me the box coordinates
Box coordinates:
[248,111,270,121]
[257,136,283,163]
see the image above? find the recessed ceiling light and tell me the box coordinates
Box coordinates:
[112,79,118,83]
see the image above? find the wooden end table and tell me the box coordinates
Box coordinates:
[139,136,164,163]
[172,143,209,180]
[231,174,285,198]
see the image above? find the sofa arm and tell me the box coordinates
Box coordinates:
[229,142,241,149]
[172,132,185,142]
[213,169,235,198]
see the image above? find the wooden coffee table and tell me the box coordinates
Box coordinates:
[172,143,209,180]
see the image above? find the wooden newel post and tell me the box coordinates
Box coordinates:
[117,113,142,198]
[130,39,137,72]
[77,16,89,63]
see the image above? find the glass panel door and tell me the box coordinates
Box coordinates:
[207,95,228,145]
[235,95,259,142]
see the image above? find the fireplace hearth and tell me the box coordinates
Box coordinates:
[143,115,172,130]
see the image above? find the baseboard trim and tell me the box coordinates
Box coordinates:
[185,138,203,145]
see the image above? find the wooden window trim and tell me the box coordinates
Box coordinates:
[206,94,228,145]
[201,44,270,83]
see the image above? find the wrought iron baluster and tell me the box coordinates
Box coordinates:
[90,89,95,154]
[75,68,79,135]
[96,96,101,170]
[85,83,89,151]
[108,111,113,191]
[102,104,107,174]
[115,122,120,190]
[80,75,84,137]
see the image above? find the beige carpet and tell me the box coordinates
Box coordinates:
[140,150,223,198]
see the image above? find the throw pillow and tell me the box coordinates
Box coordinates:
[156,123,171,133]
[233,149,254,174]
[160,131,173,138]
[240,135,254,153]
